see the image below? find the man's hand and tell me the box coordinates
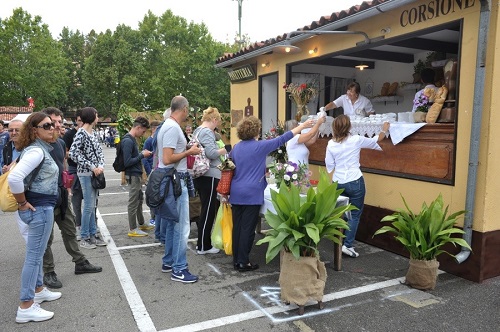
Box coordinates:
[142,149,152,158]
[187,143,201,156]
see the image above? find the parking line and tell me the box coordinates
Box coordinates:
[96,210,157,332]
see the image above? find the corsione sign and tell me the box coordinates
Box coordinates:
[400,0,476,27]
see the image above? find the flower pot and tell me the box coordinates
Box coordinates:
[279,251,327,314]
[405,258,439,290]
[413,111,427,123]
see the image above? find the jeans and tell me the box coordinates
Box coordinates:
[337,176,366,248]
[162,180,190,272]
[78,175,97,240]
[154,208,165,244]
[18,206,54,301]
[127,175,145,230]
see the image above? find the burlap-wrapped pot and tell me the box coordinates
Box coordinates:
[279,251,327,306]
[405,258,440,290]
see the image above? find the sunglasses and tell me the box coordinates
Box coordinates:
[36,122,55,130]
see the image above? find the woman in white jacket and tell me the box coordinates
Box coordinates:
[325,115,389,258]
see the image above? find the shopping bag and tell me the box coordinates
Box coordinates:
[221,203,233,255]
[0,163,17,212]
[211,204,224,250]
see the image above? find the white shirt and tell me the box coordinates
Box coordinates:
[333,94,374,116]
[286,134,310,167]
[325,135,381,184]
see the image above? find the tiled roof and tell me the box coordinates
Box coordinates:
[216,0,386,65]
[0,107,33,122]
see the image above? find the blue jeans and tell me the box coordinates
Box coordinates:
[18,206,54,301]
[154,208,166,244]
[78,175,97,239]
[162,180,190,272]
[337,176,366,248]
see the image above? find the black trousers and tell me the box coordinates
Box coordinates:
[231,204,260,265]
[194,176,220,251]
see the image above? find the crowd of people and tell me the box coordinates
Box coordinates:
[1,90,391,323]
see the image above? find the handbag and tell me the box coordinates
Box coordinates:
[0,163,17,212]
[187,129,210,178]
[216,169,234,195]
[91,172,106,189]
[62,170,75,189]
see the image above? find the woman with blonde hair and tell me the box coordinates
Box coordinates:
[192,107,227,254]
[229,116,313,271]
[325,115,389,258]
[8,112,62,323]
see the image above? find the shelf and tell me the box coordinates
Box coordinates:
[400,83,423,91]
[370,96,404,104]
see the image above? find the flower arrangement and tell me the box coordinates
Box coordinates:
[263,121,287,163]
[284,80,319,120]
[269,160,310,190]
[413,93,429,113]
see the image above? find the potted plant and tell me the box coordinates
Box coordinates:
[412,59,426,83]
[373,194,471,290]
[256,169,354,314]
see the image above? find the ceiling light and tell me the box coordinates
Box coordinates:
[261,61,270,67]
[308,47,318,55]
[355,64,369,70]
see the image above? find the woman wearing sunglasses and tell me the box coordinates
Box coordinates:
[8,112,62,323]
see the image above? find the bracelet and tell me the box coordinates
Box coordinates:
[17,200,28,207]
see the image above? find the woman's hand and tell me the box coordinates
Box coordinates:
[382,122,390,132]
[93,167,104,175]
[19,202,36,212]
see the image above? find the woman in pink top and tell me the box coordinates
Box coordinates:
[325,115,389,258]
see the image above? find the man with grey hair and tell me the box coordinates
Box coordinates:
[156,96,201,283]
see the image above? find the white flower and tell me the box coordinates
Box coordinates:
[292,174,298,180]
[284,174,290,181]
[286,165,295,172]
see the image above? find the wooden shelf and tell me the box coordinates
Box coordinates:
[370,95,404,104]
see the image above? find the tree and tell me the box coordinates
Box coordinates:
[0,8,69,109]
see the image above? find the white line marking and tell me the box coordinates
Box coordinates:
[207,263,222,276]
[99,192,130,196]
[96,210,157,332]
[100,211,151,216]
[159,274,415,332]
[117,243,161,250]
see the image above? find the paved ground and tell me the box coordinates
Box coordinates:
[0,145,499,332]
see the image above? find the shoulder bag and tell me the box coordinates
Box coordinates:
[89,135,106,189]
[187,128,210,178]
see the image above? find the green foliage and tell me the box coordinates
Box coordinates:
[116,104,135,137]
[373,194,471,260]
[256,169,354,263]
[0,8,69,109]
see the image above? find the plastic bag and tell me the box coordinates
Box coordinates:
[211,204,224,250]
[221,203,233,255]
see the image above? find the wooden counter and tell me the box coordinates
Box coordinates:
[308,123,456,184]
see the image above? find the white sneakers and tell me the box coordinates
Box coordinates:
[16,288,61,323]
[34,287,62,304]
[196,247,220,255]
[128,228,148,237]
[342,245,360,258]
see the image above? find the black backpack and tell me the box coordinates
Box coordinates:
[112,134,130,173]
[145,167,181,208]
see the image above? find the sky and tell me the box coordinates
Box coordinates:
[1,0,362,43]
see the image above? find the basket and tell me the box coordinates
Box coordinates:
[217,169,234,195]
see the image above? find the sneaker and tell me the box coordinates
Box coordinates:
[149,218,155,226]
[75,260,103,274]
[197,247,220,255]
[91,235,107,246]
[171,269,198,283]
[161,264,172,273]
[76,226,81,241]
[43,272,62,289]
[34,287,62,304]
[138,222,154,231]
[342,245,359,258]
[80,239,96,249]
[16,303,54,323]
[128,228,148,237]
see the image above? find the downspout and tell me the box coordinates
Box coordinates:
[455,0,491,264]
